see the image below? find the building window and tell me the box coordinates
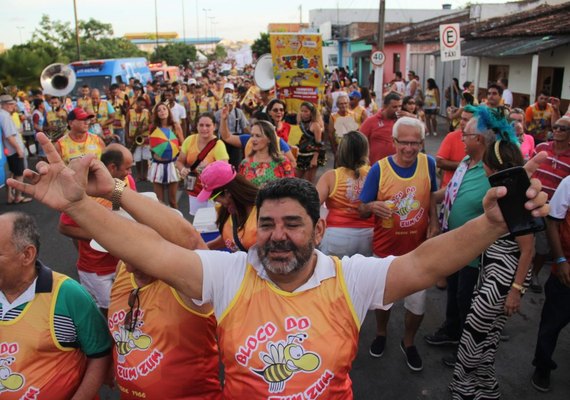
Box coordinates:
[329,54,338,67]
[488,65,509,87]
[393,53,401,73]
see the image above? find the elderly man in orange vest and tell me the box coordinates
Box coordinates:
[0,212,111,399]
[359,117,440,371]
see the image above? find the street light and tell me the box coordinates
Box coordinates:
[202,8,211,45]
[16,26,25,44]
[181,0,186,44]
[209,17,216,52]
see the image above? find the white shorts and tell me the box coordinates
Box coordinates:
[148,160,180,184]
[78,270,115,309]
[188,195,214,216]
[373,253,426,315]
[319,227,373,257]
[133,145,152,162]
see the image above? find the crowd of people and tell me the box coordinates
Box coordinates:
[0,61,569,399]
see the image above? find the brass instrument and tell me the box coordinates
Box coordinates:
[129,121,146,153]
[40,63,76,97]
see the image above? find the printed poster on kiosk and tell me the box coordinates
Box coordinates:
[270,33,325,114]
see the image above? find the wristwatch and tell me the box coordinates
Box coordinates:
[111,178,126,211]
[511,282,526,294]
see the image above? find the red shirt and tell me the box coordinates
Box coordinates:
[359,111,396,164]
[532,141,570,200]
[436,129,466,188]
[276,122,291,142]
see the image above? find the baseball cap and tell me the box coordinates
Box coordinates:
[223,83,235,91]
[188,78,197,85]
[0,94,17,104]
[68,107,95,121]
[352,78,358,83]
[349,90,362,100]
[197,161,237,202]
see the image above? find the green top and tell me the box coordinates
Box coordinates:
[448,158,490,268]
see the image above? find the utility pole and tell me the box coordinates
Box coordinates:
[196,0,200,41]
[154,0,160,52]
[299,5,302,25]
[73,0,81,61]
[182,0,186,44]
[373,0,385,98]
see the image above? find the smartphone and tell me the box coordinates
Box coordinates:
[488,166,545,236]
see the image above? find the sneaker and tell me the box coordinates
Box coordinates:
[531,368,551,392]
[442,353,457,368]
[369,335,386,358]
[424,329,459,346]
[400,341,423,371]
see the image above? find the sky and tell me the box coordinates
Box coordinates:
[4,0,508,48]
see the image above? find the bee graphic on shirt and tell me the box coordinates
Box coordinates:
[252,333,320,393]
[394,187,420,220]
[113,322,152,363]
[0,357,24,393]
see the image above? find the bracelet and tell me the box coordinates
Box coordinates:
[555,256,567,264]
[111,178,126,211]
[511,282,526,294]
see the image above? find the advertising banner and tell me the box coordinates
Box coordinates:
[270,33,325,114]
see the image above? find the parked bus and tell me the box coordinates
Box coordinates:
[69,58,152,99]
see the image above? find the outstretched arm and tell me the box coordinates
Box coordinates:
[8,133,206,300]
[383,152,549,304]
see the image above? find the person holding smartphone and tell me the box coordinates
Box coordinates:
[449,108,535,399]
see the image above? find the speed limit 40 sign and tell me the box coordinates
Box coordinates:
[371,50,386,67]
[439,24,461,62]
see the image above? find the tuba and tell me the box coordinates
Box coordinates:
[40,63,76,97]
[41,63,76,142]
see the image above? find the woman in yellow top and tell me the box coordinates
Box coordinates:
[197,161,258,252]
[316,130,374,257]
[148,103,184,209]
[176,112,229,215]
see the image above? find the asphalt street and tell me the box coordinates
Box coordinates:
[1,119,568,399]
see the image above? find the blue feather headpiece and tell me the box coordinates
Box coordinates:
[473,105,519,145]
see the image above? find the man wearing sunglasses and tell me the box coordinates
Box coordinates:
[0,212,111,399]
[8,132,550,399]
[359,117,439,371]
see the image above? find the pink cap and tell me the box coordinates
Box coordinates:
[197,161,237,202]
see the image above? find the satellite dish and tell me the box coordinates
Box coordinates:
[253,54,275,91]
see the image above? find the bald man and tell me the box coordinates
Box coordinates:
[90,89,116,143]
[58,144,135,315]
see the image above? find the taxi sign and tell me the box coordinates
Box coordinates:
[439,24,461,62]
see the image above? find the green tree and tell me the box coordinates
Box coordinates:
[0,43,62,88]
[150,42,197,66]
[208,45,227,61]
[251,32,270,58]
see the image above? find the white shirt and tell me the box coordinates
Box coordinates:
[502,89,513,107]
[169,102,187,124]
[550,175,570,220]
[197,247,394,325]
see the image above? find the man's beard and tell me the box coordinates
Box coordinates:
[258,235,315,276]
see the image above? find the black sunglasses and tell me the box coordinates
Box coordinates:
[124,288,141,332]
